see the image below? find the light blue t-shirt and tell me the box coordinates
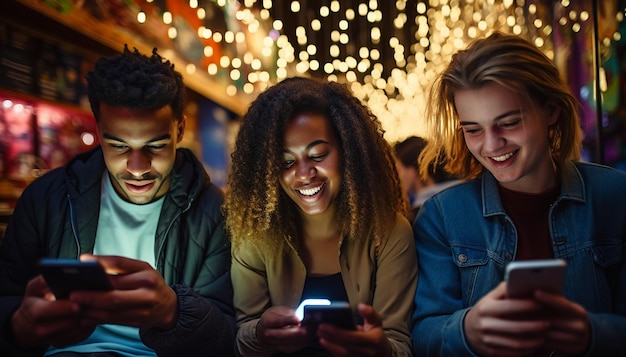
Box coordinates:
[46,173,164,357]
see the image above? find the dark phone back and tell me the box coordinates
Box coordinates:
[38,259,113,299]
[303,302,356,330]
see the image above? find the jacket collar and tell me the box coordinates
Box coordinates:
[167,148,210,208]
[64,146,209,208]
[481,160,586,217]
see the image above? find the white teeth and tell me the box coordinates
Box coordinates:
[298,185,322,196]
[491,152,515,162]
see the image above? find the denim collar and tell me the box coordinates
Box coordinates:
[480,160,586,217]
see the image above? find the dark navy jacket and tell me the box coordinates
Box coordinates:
[0,147,235,356]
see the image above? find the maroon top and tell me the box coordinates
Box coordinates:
[498,183,560,260]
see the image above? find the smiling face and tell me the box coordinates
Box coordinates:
[98,103,184,204]
[454,82,558,193]
[280,113,342,217]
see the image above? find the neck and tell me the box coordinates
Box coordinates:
[499,157,558,194]
[300,206,340,242]
[299,209,342,276]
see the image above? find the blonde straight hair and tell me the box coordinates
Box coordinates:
[420,32,583,180]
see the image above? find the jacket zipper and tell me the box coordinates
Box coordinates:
[67,193,81,258]
[155,199,193,270]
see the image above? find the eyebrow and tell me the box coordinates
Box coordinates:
[102,133,172,143]
[459,109,522,126]
[283,139,330,152]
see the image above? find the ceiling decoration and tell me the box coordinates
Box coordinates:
[16,0,626,143]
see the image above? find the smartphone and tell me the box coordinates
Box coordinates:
[38,258,113,299]
[505,259,567,298]
[296,299,356,330]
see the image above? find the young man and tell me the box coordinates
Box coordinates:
[0,46,235,356]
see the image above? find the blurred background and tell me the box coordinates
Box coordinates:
[0,0,625,219]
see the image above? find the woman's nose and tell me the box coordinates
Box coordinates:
[484,128,505,151]
[295,160,316,180]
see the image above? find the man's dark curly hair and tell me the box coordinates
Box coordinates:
[224,77,408,254]
[87,45,185,122]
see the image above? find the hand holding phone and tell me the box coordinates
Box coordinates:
[38,258,113,299]
[505,259,567,298]
[296,299,356,330]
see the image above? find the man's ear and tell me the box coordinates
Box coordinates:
[176,116,186,143]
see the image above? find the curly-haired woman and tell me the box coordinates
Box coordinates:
[224,77,417,357]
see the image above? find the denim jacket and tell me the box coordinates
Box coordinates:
[411,161,626,356]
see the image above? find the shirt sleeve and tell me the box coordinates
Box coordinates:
[374,215,418,356]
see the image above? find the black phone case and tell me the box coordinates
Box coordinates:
[38,259,113,299]
[303,303,356,330]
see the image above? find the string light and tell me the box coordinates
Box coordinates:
[137,0,622,142]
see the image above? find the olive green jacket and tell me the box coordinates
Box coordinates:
[232,214,418,356]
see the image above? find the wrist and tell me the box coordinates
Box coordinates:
[255,318,269,346]
[10,308,36,348]
[157,286,179,330]
[381,338,393,357]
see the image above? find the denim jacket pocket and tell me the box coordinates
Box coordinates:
[451,245,495,304]
[591,241,623,268]
[573,241,625,311]
[592,241,623,297]
[451,245,489,267]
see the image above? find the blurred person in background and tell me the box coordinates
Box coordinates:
[394,135,460,222]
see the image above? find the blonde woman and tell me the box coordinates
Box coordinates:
[412,32,626,356]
